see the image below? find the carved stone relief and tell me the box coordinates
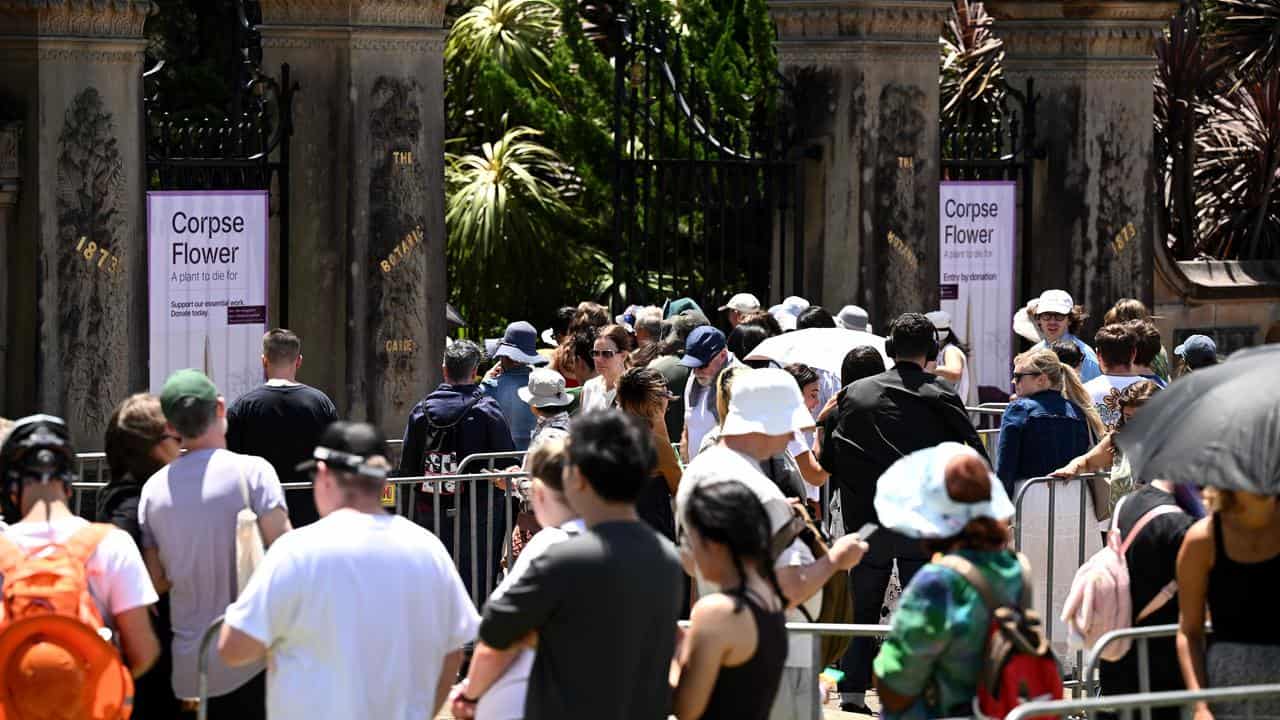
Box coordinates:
[367,76,426,420]
[54,87,127,437]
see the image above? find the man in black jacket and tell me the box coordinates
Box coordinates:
[820,312,987,713]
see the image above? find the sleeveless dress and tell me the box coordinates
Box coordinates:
[1206,513,1280,720]
[699,593,788,720]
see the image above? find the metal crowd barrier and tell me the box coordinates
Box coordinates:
[1011,473,1109,693]
[1081,624,1213,720]
[1007,685,1280,720]
[196,615,224,720]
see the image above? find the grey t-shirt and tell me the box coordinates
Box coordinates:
[139,448,287,699]
[479,520,682,720]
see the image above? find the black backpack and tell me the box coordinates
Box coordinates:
[418,397,481,494]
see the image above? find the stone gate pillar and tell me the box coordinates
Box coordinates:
[985,0,1175,326]
[0,122,19,416]
[0,1,150,445]
[769,0,950,326]
[259,0,447,440]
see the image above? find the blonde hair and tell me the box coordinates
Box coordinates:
[715,366,746,428]
[1015,349,1106,439]
[527,434,568,492]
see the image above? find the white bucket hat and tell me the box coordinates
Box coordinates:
[925,310,951,331]
[720,368,815,438]
[835,305,870,332]
[874,442,1014,539]
[517,368,573,408]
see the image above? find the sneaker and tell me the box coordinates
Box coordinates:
[841,703,877,716]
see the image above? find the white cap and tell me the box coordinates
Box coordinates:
[768,305,798,331]
[1035,289,1074,316]
[835,305,870,332]
[782,296,810,314]
[925,310,951,331]
[718,293,762,313]
[720,368,815,438]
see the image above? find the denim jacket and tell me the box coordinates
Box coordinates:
[482,366,537,450]
[995,390,1092,494]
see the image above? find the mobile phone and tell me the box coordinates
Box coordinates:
[855,522,879,540]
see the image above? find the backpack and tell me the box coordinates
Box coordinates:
[937,553,1063,720]
[769,501,854,667]
[0,523,134,720]
[1060,495,1181,661]
[419,397,482,496]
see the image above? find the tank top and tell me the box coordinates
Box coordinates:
[699,592,788,720]
[1207,513,1280,645]
[937,343,971,405]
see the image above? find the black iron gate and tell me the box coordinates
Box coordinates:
[143,0,296,323]
[610,6,802,310]
[940,79,1040,298]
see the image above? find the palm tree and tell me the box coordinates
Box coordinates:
[446,0,560,91]
[446,127,578,334]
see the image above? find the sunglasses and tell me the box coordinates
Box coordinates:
[1011,371,1042,381]
[1037,312,1067,322]
[590,349,618,359]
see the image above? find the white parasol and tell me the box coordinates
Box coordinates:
[745,328,890,378]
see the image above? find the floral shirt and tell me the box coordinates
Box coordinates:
[873,550,1025,720]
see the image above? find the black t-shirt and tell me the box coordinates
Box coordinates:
[1100,484,1195,706]
[226,383,338,527]
[479,520,683,720]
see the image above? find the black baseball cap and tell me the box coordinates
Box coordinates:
[295,421,389,480]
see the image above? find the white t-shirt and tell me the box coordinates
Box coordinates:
[223,509,481,720]
[476,518,585,720]
[787,430,821,501]
[684,377,719,462]
[1084,374,1144,427]
[579,376,616,413]
[3,516,158,625]
[676,444,819,667]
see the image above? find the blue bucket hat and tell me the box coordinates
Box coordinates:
[874,442,1014,539]
[493,321,548,366]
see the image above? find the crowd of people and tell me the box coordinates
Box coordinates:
[0,285,1273,720]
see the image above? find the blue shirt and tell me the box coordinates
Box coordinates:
[995,390,1092,494]
[1035,333,1102,383]
[482,366,537,451]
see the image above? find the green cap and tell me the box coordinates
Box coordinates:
[160,369,219,420]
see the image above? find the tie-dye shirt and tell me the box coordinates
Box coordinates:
[873,550,1025,719]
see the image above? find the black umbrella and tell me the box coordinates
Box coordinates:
[1115,344,1280,493]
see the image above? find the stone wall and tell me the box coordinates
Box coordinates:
[0,0,151,446]
[260,0,448,441]
[770,0,950,328]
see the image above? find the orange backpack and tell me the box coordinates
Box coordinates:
[0,524,135,720]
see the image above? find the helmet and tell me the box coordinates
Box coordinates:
[0,414,76,492]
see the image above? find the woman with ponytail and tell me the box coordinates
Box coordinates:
[672,481,788,720]
[996,347,1101,666]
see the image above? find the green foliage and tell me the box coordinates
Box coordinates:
[446,0,561,92]
[445,0,778,336]
[1156,2,1280,260]
[940,0,1006,135]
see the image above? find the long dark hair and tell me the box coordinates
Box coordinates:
[683,481,788,611]
[939,329,970,356]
